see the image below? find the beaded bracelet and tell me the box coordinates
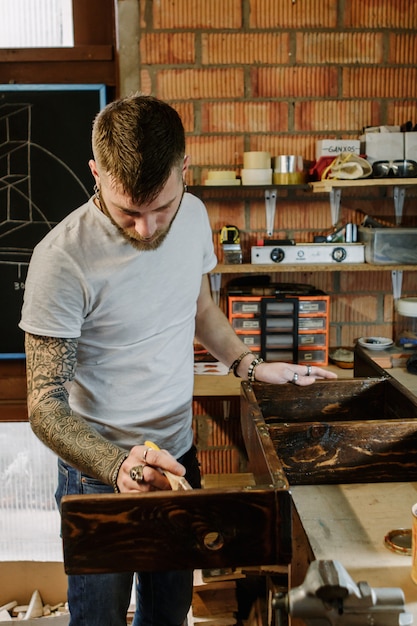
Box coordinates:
[247,357,264,383]
[229,350,252,377]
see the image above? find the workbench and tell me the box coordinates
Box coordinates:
[197,354,417,624]
[291,481,417,621]
[5,354,417,624]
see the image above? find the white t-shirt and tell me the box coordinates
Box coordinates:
[20,192,217,457]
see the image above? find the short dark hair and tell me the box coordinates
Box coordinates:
[92,94,185,203]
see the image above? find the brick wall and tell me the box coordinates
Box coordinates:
[138,0,417,347]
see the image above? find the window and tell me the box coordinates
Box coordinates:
[0,0,118,92]
[0,0,74,48]
[0,423,62,561]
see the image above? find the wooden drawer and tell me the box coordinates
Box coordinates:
[241,377,417,485]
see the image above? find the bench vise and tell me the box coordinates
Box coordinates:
[273,560,413,626]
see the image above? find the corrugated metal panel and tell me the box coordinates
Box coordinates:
[0,0,73,48]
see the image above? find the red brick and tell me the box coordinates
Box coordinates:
[205,201,246,233]
[197,448,241,475]
[171,102,195,132]
[340,271,392,293]
[296,32,383,65]
[248,134,330,163]
[152,0,242,29]
[157,69,245,100]
[342,68,417,98]
[388,33,417,64]
[402,271,417,292]
[201,102,288,133]
[139,69,152,94]
[252,67,338,98]
[202,33,290,65]
[295,100,380,132]
[344,0,417,29]
[249,0,337,28]
[140,33,195,64]
[331,295,378,323]
[384,294,394,323]
[387,100,417,126]
[340,325,393,347]
[185,135,245,167]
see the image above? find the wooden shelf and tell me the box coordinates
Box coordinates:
[310,177,417,224]
[189,184,310,201]
[211,263,417,274]
[310,177,417,193]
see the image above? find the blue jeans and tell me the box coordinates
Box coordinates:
[56,446,201,626]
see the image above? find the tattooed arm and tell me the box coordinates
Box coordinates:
[24,332,186,492]
[25,332,129,489]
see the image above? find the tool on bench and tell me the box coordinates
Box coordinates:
[272,560,412,626]
[145,440,193,491]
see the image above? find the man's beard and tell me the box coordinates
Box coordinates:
[96,192,180,251]
[115,222,172,251]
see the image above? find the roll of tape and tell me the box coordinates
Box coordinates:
[207,170,237,180]
[273,155,304,173]
[243,151,271,170]
[241,168,272,185]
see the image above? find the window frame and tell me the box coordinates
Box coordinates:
[0,0,118,93]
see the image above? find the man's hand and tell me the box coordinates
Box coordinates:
[117,444,187,493]
[254,361,338,386]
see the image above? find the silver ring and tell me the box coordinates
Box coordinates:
[130,465,145,484]
[142,446,151,463]
[306,365,312,376]
[292,372,298,384]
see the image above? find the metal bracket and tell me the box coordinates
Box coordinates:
[265,188,277,236]
[393,186,406,225]
[391,269,403,301]
[209,272,221,306]
[329,187,342,226]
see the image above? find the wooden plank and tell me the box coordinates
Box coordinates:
[240,383,290,490]
[192,582,237,618]
[0,402,28,422]
[0,45,113,62]
[61,488,291,575]
[245,377,417,423]
[210,263,417,273]
[202,473,256,489]
[311,178,417,192]
[269,418,417,484]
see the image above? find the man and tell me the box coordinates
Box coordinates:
[20,94,337,626]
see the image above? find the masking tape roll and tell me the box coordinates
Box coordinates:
[241,168,272,185]
[207,170,237,180]
[205,179,241,186]
[243,151,271,170]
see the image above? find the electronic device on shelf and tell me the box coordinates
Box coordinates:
[251,243,365,265]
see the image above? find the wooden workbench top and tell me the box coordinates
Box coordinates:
[193,364,351,397]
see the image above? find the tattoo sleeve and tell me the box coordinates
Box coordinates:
[25,333,127,487]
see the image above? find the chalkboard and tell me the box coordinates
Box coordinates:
[0,84,107,357]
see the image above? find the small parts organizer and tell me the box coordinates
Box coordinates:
[228,294,330,366]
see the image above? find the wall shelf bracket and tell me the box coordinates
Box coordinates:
[265,188,277,236]
[329,187,342,225]
[391,269,403,301]
[209,272,222,305]
[393,186,406,225]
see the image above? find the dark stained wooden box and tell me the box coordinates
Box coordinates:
[61,392,294,575]
[240,376,417,485]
